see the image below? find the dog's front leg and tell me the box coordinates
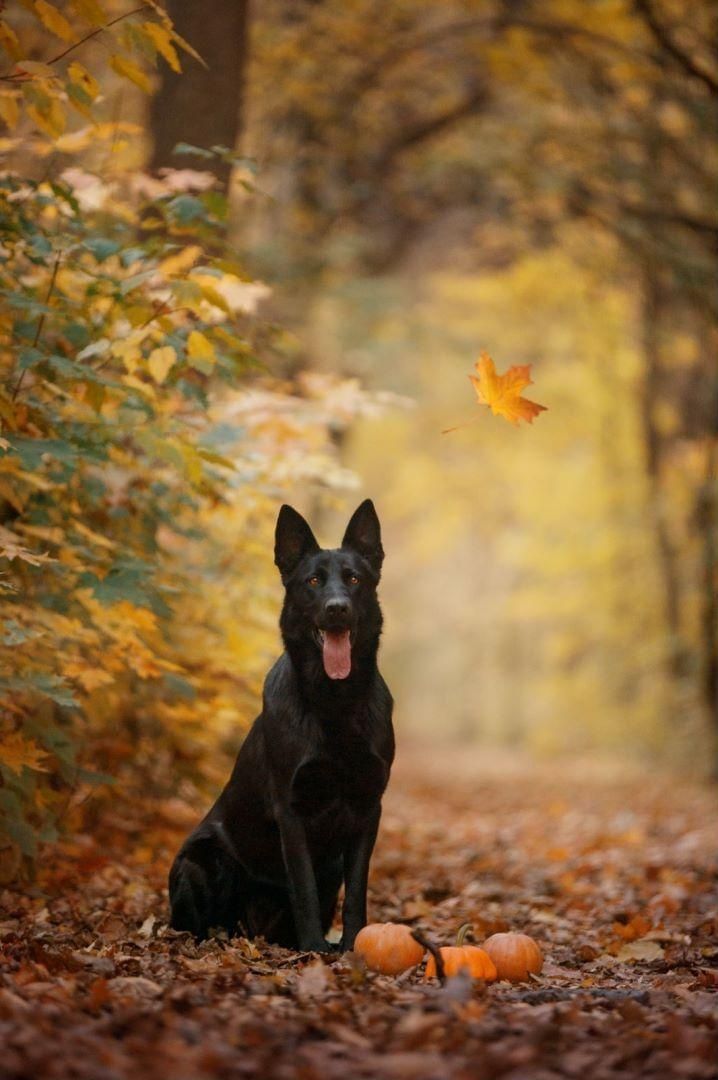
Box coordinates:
[340,807,380,950]
[277,809,331,952]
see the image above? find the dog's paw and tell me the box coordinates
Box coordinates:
[300,937,335,954]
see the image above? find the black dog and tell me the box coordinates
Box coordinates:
[168,499,394,951]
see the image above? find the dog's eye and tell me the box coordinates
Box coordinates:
[308,576,320,587]
[347,574,359,586]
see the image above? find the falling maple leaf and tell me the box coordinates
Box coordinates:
[469,352,547,426]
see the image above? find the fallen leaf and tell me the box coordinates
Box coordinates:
[616,940,665,963]
[296,960,331,1001]
[106,976,163,1000]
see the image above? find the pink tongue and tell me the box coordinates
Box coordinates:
[322,630,351,679]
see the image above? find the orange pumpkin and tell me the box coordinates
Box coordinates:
[424,924,498,981]
[354,922,426,975]
[483,932,543,982]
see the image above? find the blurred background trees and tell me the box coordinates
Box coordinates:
[241,0,717,757]
[0,0,716,877]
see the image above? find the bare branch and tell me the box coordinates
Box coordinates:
[0,5,151,82]
[633,0,718,95]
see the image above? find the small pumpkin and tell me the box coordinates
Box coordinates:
[424,924,497,982]
[354,922,426,975]
[483,931,543,982]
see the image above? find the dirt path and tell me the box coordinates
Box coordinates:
[1,746,717,1079]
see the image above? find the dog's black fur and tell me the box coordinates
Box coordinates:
[168,499,394,951]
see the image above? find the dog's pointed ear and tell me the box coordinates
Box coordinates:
[341,499,384,574]
[275,505,320,580]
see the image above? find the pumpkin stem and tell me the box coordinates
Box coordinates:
[411,930,445,984]
[455,923,473,948]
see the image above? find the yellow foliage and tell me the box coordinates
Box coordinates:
[69,0,105,27]
[0,20,21,60]
[0,92,20,130]
[34,1,74,42]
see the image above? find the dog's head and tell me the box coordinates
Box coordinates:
[274,500,384,680]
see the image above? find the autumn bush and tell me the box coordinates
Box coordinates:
[0,3,374,881]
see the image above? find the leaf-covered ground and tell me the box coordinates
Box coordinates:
[1,747,717,1079]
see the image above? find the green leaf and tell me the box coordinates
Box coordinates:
[25,719,77,765]
[1,620,40,646]
[83,237,121,262]
[18,346,45,370]
[0,672,77,708]
[120,247,147,268]
[172,141,216,159]
[3,437,78,471]
[78,558,169,615]
[166,194,205,225]
[5,815,36,857]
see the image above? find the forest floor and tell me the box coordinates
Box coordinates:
[1,745,717,1080]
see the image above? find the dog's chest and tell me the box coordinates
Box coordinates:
[290,745,387,826]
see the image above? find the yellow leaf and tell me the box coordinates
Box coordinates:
[69,0,105,27]
[122,373,156,399]
[0,20,22,60]
[171,28,207,68]
[72,519,116,550]
[68,61,99,101]
[26,103,66,138]
[92,120,143,139]
[192,278,232,314]
[54,127,93,152]
[110,54,152,94]
[16,60,57,79]
[148,345,176,384]
[0,92,20,131]
[0,732,50,774]
[179,442,203,484]
[468,352,547,426]
[159,244,201,278]
[23,83,66,137]
[111,337,142,373]
[34,0,74,42]
[187,330,216,372]
[142,21,181,73]
[62,660,114,692]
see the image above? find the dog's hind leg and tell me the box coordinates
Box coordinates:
[169,824,245,939]
[169,850,212,938]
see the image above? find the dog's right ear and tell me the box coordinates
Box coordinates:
[274,505,320,581]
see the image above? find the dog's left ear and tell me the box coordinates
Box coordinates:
[341,499,384,575]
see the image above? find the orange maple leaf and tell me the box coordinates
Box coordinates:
[1,732,50,775]
[469,352,547,426]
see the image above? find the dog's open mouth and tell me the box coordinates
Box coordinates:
[317,629,352,680]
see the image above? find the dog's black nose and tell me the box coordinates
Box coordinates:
[325,598,350,619]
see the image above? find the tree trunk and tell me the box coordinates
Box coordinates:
[639,262,688,677]
[698,398,718,759]
[149,0,250,191]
